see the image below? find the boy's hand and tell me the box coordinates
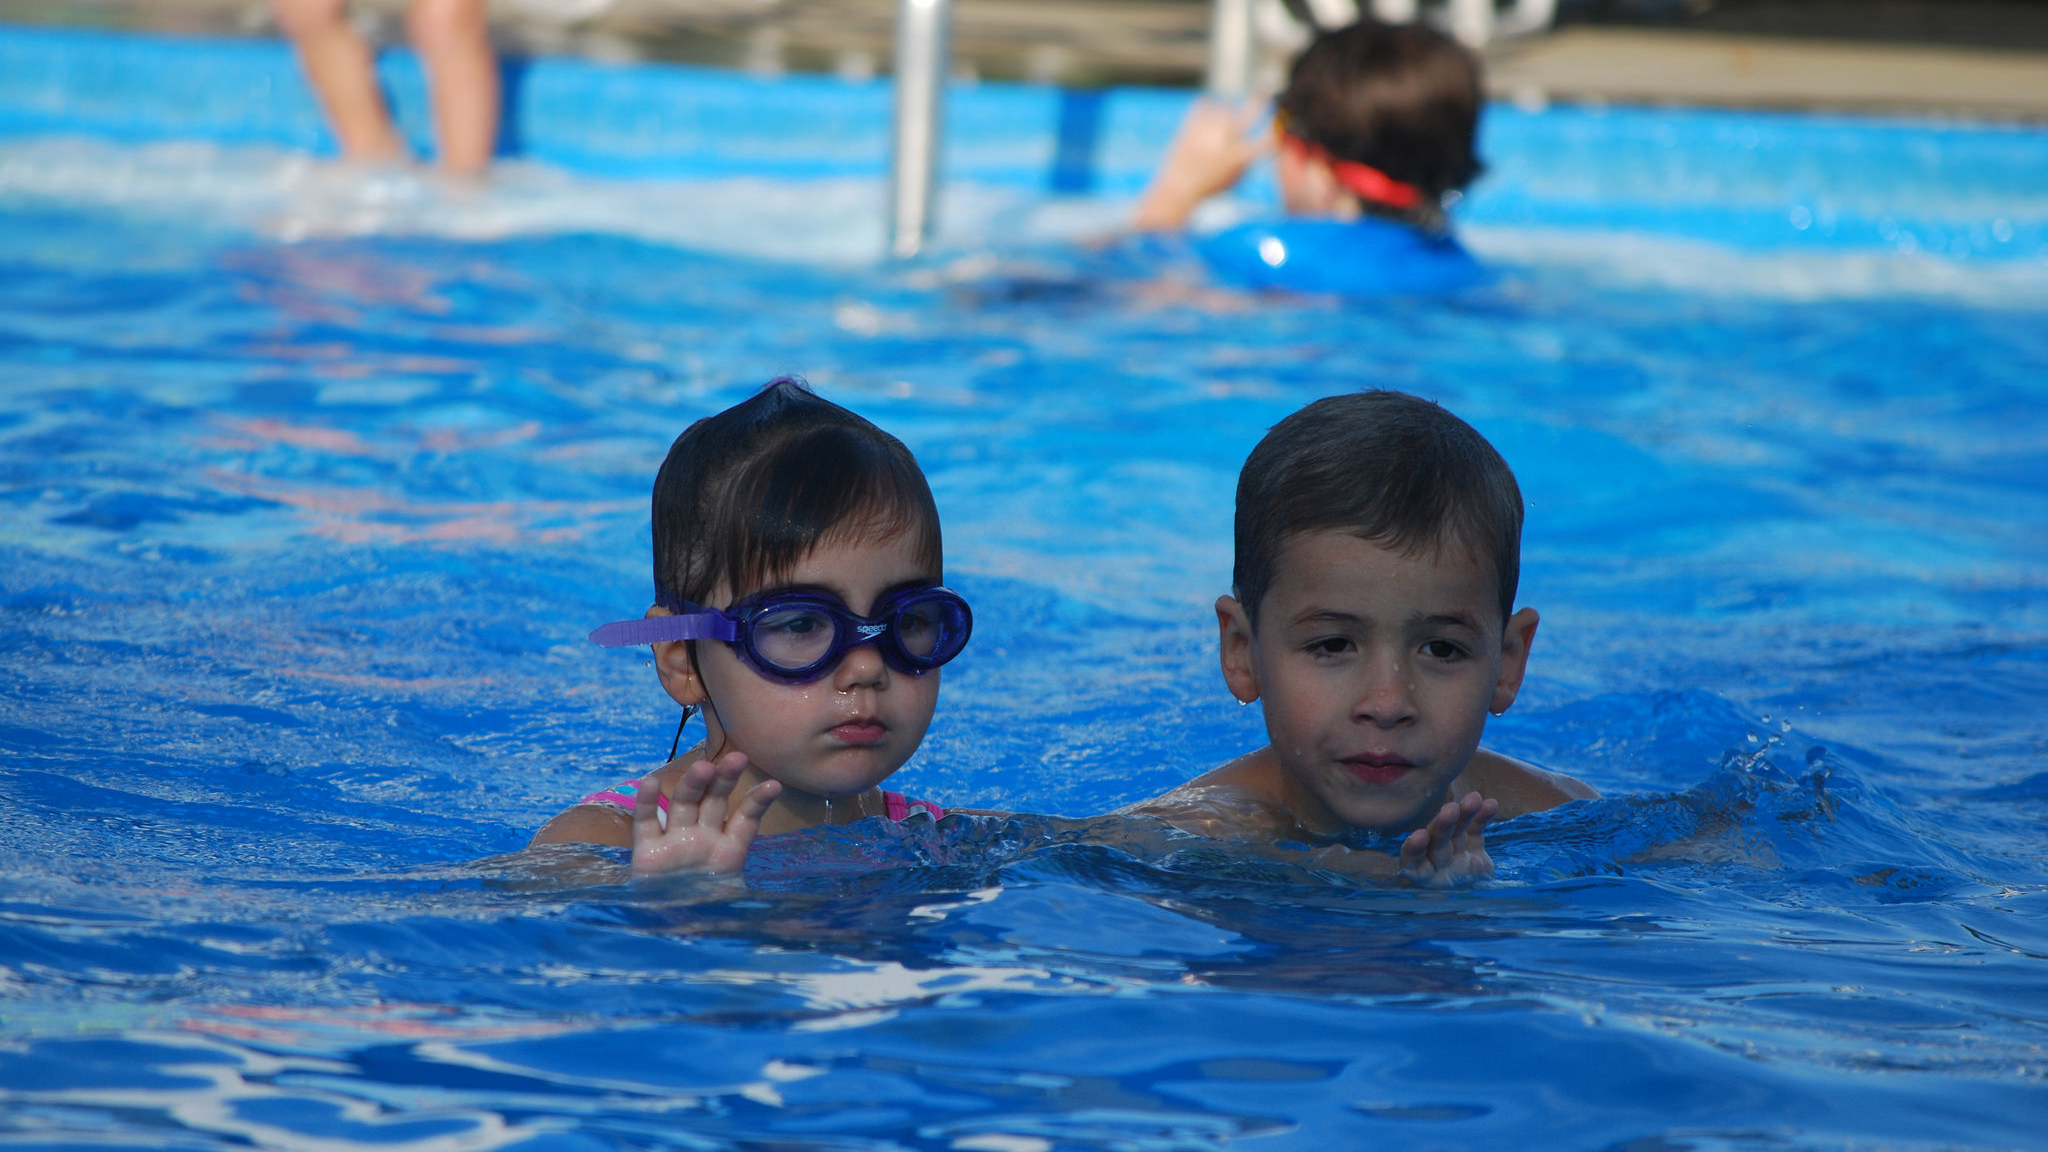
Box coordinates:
[630,752,781,877]
[1132,100,1272,231]
[1398,791,1497,888]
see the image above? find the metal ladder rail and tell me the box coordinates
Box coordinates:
[887,0,953,259]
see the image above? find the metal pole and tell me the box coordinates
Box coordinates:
[1204,0,1254,98]
[887,0,952,259]
[1446,0,1493,47]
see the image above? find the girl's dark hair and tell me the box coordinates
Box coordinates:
[1234,391,1523,627]
[1276,20,1485,211]
[652,378,941,608]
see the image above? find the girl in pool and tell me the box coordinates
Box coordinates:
[529,378,970,875]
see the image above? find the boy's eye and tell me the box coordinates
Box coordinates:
[1420,639,1465,660]
[1305,636,1355,657]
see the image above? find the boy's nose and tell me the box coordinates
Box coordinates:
[1352,654,1418,727]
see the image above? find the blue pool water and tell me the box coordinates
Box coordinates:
[3,24,2048,1151]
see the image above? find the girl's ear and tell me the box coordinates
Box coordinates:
[647,605,708,708]
[1489,607,1540,717]
[1216,594,1261,705]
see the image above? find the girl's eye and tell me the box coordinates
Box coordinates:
[1421,639,1465,660]
[760,609,830,636]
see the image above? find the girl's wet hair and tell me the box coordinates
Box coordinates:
[1234,390,1522,626]
[652,378,941,608]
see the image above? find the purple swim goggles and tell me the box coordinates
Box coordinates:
[589,584,972,685]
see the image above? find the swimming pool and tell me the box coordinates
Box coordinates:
[2,23,2046,1151]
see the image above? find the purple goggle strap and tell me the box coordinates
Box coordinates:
[588,603,739,648]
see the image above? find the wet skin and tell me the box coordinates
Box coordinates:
[1131,530,1594,884]
[1231,530,1533,835]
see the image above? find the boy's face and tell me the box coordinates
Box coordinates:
[1219,529,1537,836]
[651,529,942,801]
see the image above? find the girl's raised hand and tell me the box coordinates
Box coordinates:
[1398,791,1497,888]
[630,751,782,877]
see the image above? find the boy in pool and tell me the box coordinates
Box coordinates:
[1131,20,1483,292]
[1128,391,1595,885]
[530,379,971,874]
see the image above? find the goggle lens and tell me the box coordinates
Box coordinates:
[892,594,966,662]
[752,605,839,669]
[739,586,971,682]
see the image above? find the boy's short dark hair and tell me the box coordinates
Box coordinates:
[652,378,941,608]
[1234,391,1522,626]
[1276,20,1484,204]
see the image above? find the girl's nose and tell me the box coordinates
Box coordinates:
[833,641,888,690]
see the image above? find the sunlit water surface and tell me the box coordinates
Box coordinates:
[2,83,2047,1152]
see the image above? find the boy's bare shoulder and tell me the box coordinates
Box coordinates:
[1458,749,1598,818]
[1122,749,1299,842]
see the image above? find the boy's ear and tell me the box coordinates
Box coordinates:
[646,605,708,708]
[1216,594,1261,705]
[1489,607,1540,716]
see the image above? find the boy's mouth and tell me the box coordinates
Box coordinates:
[828,718,888,746]
[1343,752,1415,784]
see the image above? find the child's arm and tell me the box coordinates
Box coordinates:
[1132,100,1272,232]
[1396,791,1496,888]
[1464,749,1599,815]
[629,752,781,877]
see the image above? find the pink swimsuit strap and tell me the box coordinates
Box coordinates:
[579,780,943,822]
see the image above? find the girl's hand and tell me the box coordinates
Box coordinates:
[1398,791,1497,888]
[1132,100,1272,231]
[630,752,782,877]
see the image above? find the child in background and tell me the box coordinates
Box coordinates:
[272,0,499,175]
[1128,392,1595,885]
[1132,20,1485,293]
[530,379,971,875]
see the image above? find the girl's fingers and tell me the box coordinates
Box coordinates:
[665,759,715,829]
[729,779,782,836]
[697,758,742,827]
[735,778,781,819]
[695,751,751,825]
[631,772,665,840]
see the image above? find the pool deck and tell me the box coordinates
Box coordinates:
[1486,26,2048,121]
[3,0,2048,119]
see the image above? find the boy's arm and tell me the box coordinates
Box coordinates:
[1132,101,1272,232]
